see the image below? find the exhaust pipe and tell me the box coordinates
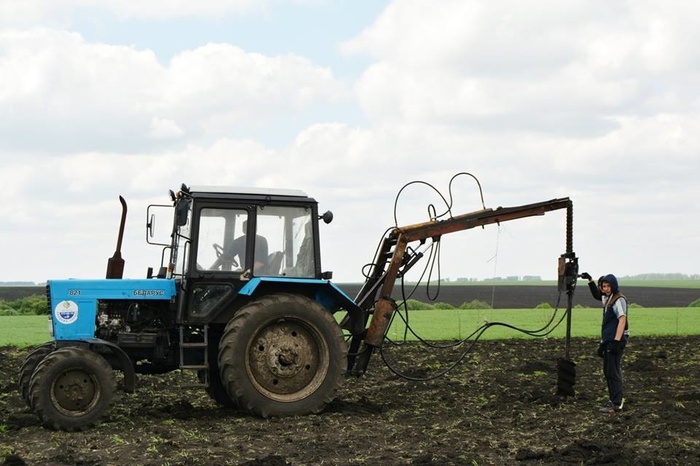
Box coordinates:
[106,195,127,279]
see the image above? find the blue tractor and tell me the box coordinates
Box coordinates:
[19,182,575,430]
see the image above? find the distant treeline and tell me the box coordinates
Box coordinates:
[620,273,700,280]
[2,273,699,287]
[450,273,700,282]
[0,295,47,316]
[0,282,45,286]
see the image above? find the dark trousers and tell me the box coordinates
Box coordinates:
[603,349,624,407]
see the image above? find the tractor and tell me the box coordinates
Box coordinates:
[19,182,577,430]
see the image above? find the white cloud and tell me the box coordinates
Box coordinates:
[345,0,700,136]
[0,29,164,152]
[148,117,185,140]
[164,44,346,136]
[0,29,347,153]
[1,0,699,285]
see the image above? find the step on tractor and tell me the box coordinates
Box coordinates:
[19,180,578,431]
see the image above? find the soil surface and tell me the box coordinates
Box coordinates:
[1,335,699,466]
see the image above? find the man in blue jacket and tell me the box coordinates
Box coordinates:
[580,272,629,413]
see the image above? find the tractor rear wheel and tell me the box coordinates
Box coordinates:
[199,357,237,408]
[205,371,237,408]
[18,343,55,407]
[218,293,346,417]
[28,346,117,431]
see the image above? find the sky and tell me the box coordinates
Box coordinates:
[1,0,699,286]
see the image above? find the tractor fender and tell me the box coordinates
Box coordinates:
[56,339,136,393]
[238,277,365,335]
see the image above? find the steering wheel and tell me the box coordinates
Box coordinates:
[210,243,238,269]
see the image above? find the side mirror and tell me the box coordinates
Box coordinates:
[176,200,190,226]
[320,210,333,224]
[146,204,176,247]
[147,213,156,239]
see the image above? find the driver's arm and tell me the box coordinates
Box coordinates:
[252,235,269,273]
[227,235,247,268]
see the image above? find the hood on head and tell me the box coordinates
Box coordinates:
[602,274,619,294]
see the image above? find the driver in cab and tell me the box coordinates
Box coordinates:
[210,220,268,273]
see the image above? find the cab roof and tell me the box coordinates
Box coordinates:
[189,186,308,197]
[186,186,315,204]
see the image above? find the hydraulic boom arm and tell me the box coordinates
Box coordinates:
[349,197,573,373]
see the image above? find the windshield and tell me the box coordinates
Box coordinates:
[196,208,248,272]
[193,204,316,277]
[256,205,316,277]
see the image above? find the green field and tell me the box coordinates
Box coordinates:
[383,306,698,341]
[0,315,52,347]
[1,307,697,347]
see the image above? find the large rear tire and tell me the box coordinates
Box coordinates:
[18,343,55,407]
[199,352,237,408]
[205,369,237,408]
[28,346,117,431]
[218,293,346,417]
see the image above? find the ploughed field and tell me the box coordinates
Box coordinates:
[1,335,699,466]
[337,284,700,309]
[3,284,700,308]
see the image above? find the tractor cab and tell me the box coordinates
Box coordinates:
[147,184,334,323]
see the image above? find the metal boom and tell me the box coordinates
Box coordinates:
[350,197,573,373]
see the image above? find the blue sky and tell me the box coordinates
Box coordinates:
[73,2,386,73]
[1,0,699,284]
[51,1,387,148]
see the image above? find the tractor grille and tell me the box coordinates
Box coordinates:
[45,283,52,314]
[45,283,53,337]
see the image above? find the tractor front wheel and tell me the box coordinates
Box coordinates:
[28,346,117,431]
[218,293,346,417]
[18,343,55,407]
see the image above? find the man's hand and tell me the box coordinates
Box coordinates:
[580,272,592,280]
[608,340,622,354]
[597,342,607,358]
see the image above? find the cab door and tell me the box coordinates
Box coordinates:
[183,205,250,322]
